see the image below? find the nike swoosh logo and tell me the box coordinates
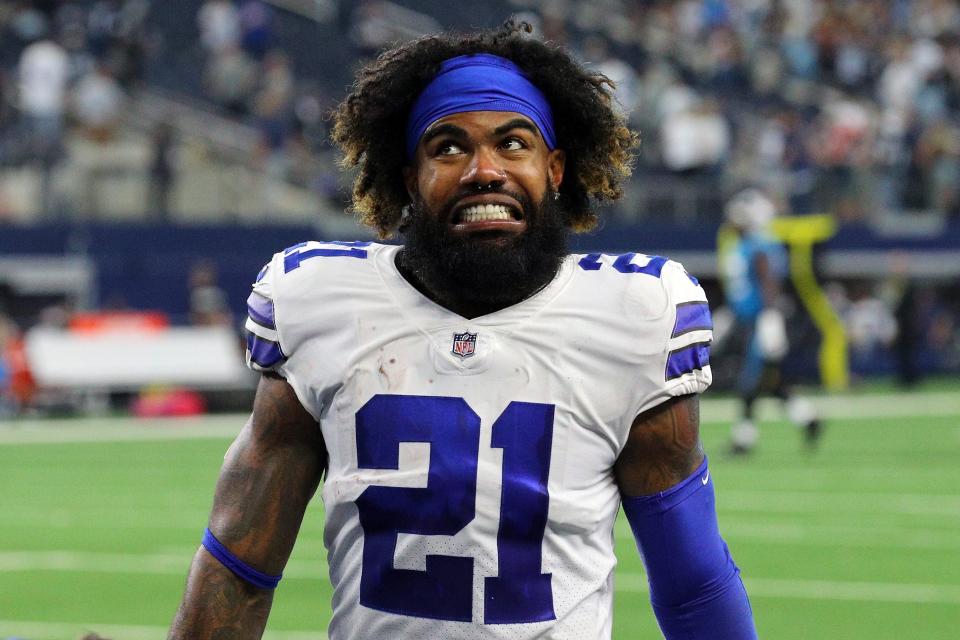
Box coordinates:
[701,472,710,485]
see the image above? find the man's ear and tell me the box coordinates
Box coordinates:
[403,165,418,201]
[547,149,566,192]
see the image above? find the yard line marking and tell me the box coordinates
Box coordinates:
[616,574,960,605]
[717,491,960,518]
[0,620,325,640]
[611,521,960,551]
[0,420,242,445]
[0,389,957,445]
[3,496,958,550]
[698,390,960,423]
[3,551,959,606]
[0,551,329,579]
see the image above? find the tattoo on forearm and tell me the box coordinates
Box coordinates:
[168,552,274,639]
[169,375,324,639]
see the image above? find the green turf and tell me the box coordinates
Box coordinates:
[1,389,958,639]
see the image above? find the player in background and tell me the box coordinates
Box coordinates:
[169,21,757,639]
[718,188,822,454]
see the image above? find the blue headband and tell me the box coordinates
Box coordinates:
[405,53,557,160]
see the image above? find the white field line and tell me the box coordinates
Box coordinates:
[716,491,960,518]
[699,390,960,423]
[0,620,325,640]
[0,390,958,445]
[0,550,328,580]
[0,419,242,444]
[611,520,960,551]
[617,574,960,605]
[4,482,959,532]
[2,551,959,606]
[3,503,958,552]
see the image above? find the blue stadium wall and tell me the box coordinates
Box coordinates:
[2,220,959,382]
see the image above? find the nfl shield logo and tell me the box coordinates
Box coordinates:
[451,331,477,359]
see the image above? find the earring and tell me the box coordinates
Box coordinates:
[553,192,560,201]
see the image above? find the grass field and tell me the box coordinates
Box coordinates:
[1,386,958,639]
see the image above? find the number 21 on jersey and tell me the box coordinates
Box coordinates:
[355,395,555,624]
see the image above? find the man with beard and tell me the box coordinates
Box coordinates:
[169,22,757,640]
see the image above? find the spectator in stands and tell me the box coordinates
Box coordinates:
[147,120,176,220]
[188,261,231,328]
[252,49,294,175]
[845,282,898,378]
[16,29,68,217]
[660,96,731,176]
[203,43,256,115]
[239,0,272,61]
[5,2,51,53]
[86,0,121,58]
[0,68,15,158]
[71,59,126,144]
[808,90,875,222]
[198,0,240,56]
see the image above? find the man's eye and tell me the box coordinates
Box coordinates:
[501,138,527,151]
[435,142,463,156]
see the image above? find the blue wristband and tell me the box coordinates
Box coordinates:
[201,528,283,590]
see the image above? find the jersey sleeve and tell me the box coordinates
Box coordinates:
[633,259,713,416]
[244,257,288,373]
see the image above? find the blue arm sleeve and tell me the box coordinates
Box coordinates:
[621,457,758,639]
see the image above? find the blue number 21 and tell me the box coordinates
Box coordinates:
[355,395,555,624]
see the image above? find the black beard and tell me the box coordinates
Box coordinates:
[398,186,568,315]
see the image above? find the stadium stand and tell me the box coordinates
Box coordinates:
[0,0,959,413]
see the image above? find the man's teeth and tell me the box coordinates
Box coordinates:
[458,204,514,223]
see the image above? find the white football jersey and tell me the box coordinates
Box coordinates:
[244,241,712,640]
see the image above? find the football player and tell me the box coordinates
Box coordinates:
[169,22,757,640]
[718,188,822,454]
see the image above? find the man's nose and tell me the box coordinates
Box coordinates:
[460,145,506,189]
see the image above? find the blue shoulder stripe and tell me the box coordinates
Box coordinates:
[665,342,711,380]
[672,302,712,338]
[246,333,285,368]
[247,292,275,330]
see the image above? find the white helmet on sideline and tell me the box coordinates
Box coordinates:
[725,188,776,233]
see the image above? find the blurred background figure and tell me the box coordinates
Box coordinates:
[188,259,231,328]
[0,311,16,418]
[71,59,126,144]
[717,188,821,454]
[0,307,34,419]
[146,119,176,220]
[16,27,68,217]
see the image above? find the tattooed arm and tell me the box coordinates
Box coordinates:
[168,373,327,640]
[614,394,703,496]
[615,394,758,639]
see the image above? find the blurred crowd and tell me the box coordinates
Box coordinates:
[194,0,333,192]
[0,0,959,399]
[505,0,960,222]
[0,0,146,217]
[4,0,960,223]
[828,276,959,382]
[193,0,960,222]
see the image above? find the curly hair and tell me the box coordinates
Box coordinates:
[331,21,639,238]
